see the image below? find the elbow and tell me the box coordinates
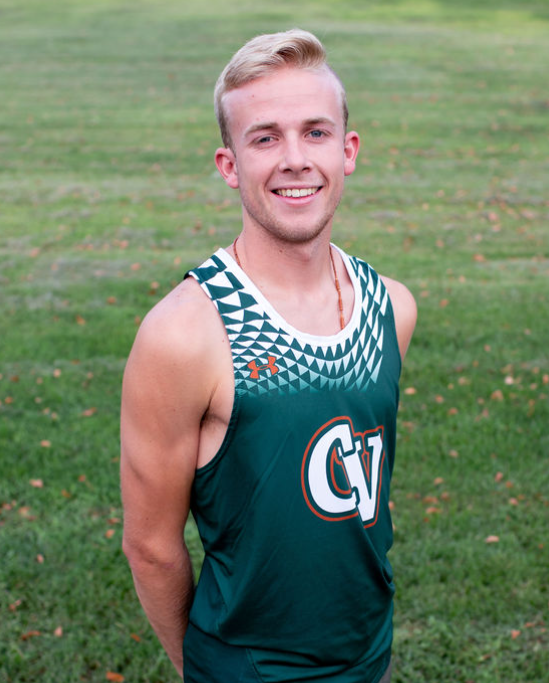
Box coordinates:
[122,532,186,574]
[122,534,158,571]
[122,534,139,567]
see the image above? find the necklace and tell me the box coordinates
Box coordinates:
[329,246,345,331]
[232,236,345,331]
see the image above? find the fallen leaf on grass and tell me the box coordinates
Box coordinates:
[76,315,86,325]
[29,479,43,488]
[404,387,417,395]
[130,633,141,642]
[423,496,439,505]
[495,472,504,482]
[21,630,41,640]
[9,599,22,611]
[36,554,44,564]
[106,672,125,682]
[433,477,444,486]
[511,630,521,639]
[485,535,500,544]
[40,440,51,448]
[81,407,97,417]
[105,529,116,539]
[18,506,34,519]
[54,626,63,637]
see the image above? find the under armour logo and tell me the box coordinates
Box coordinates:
[248,356,279,379]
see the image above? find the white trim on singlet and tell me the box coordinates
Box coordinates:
[213,244,362,349]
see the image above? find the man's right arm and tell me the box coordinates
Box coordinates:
[120,281,218,678]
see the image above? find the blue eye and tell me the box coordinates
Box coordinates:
[309,130,324,138]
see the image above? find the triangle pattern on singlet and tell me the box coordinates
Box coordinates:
[190,251,390,396]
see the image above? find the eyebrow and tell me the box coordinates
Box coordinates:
[243,116,337,138]
[243,121,278,137]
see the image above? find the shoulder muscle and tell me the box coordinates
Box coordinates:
[381,276,417,361]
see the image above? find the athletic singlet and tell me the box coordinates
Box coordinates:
[184,245,401,683]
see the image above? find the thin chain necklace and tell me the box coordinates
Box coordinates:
[232,236,345,331]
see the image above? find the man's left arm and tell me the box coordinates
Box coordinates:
[381,276,417,361]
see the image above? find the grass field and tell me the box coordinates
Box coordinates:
[1,0,548,681]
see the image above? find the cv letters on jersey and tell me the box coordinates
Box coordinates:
[301,417,385,527]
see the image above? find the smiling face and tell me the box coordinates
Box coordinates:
[215,66,360,245]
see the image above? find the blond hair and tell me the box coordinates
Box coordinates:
[214,29,348,148]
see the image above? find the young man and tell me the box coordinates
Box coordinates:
[121,29,416,683]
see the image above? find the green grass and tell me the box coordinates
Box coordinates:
[1,1,548,681]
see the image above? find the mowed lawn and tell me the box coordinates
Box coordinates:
[1,1,548,681]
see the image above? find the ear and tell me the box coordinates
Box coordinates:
[215,147,239,189]
[343,131,360,177]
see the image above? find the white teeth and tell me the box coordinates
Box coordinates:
[275,188,318,197]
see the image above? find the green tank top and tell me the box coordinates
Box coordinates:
[185,246,401,682]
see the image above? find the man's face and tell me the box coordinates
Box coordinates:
[215,66,360,244]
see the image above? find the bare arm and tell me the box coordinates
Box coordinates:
[381,276,417,361]
[121,282,217,678]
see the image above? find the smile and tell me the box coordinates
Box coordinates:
[273,187,320,198]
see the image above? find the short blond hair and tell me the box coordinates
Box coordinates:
[214,29,349,149]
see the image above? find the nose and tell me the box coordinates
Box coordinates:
[279,135,311,174]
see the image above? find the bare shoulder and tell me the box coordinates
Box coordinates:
[127,277,225,389]
[121,276,228,477]
[135,277,220,357]
[380,275,417,361]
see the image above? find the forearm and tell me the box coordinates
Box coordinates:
[128,543,195,678]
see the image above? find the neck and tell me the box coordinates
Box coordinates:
[230,231,350,334]
[233,229,333,291]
